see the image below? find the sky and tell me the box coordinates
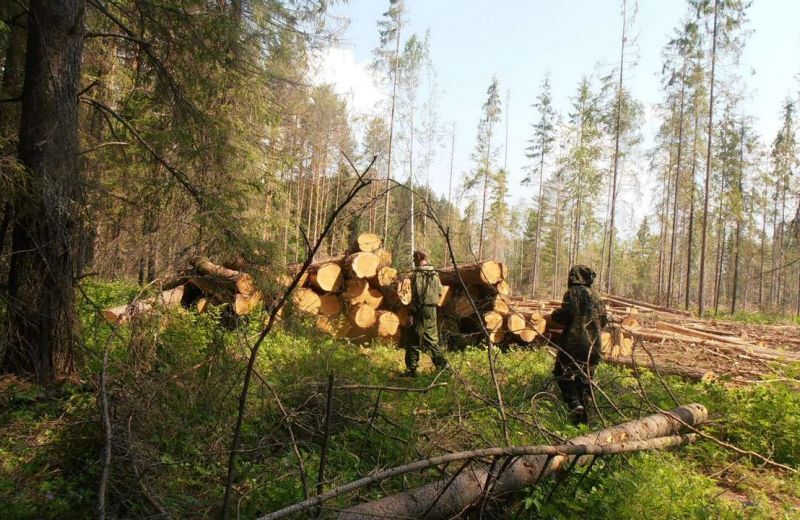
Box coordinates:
[314,0,800,236]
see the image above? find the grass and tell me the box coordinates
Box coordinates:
[1,280,798,518]
[704,310,800,326]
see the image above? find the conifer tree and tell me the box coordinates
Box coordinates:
[603,0,640,293]
[562,77,603,264]
[523,76,556,296]
[696,0,749,315]
[372,0,406,242]
[464,77,502,260]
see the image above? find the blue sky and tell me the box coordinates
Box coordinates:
[319,0,800,233]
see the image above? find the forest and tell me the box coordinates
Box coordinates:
[0,0,799,519]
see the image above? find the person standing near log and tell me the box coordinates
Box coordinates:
[402,250,448,377]
[550,265,608,424]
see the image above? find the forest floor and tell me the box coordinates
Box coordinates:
[1,281,799,519]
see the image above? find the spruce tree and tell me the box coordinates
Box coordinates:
[464,77,502,260]
[523,76,556,296]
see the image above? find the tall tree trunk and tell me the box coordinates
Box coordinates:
[730,124,745,315]
[605,0,628,293]
[382,22,402,242]
[574,179,583,264]
[666,62,687,307]
[531,144,546,297]
[657,152,674,304]
[731,218,741,314]
[0,1,26,138]
[698,0,719,316]
[776,180,787,307]
[758,190,767,309]
[796,267,800,317]
[409,99,416,262]
[445,124,455,232]
[713,222,725,315]
[553,189,562,298]
[478,126,493,261]
[769,180,779,308]
[0,1,27,261]
[685,109,700,310]
[3,0,85,382]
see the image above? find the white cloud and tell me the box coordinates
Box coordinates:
[310,47,386,119]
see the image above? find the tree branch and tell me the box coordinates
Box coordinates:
[220,154,376,520]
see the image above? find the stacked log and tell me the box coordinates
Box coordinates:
[99,243,620,353]
[101,256,262,324]
[280,236,403,341]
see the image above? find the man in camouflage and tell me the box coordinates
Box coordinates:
[402,250,448,377]
[550,264,608,424]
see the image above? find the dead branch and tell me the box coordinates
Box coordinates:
[316,373,335,498]
[257,404,707,520]
[333,382,448,393]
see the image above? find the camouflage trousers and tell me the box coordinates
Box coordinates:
[405,305,447,372]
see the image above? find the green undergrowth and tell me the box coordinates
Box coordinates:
[1,280,798,518]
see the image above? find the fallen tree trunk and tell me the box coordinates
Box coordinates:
[374,310,400,338]
[318,294,342,318]
[363,287,384,309]
[343,278,369,305]
[371,266,397,289]
[348,232,382,253]
[349,303,376,329]
[337,403,707,519]
[603,294,692,317]
[345,252,381,279]
[384,277,412,307]
[102,285,186,324]
[292,288,321,315]
[608,356,714,382]
[654,320,747,346]
[191,256,254,295]
[258,404,707,520]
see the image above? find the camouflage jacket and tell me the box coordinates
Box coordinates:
[411,265,442,308]
[551,265,608,363]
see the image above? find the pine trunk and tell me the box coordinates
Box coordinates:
[698,0,719,316]
[3,0,85,381]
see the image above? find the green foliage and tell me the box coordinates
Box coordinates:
[520,453,753,520]
[0,381,99,519]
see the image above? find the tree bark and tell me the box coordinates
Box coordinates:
[382,19,401,241]
[667,59,687,307]
[336,404,708,520]
[685,109,700,310]
[3,0,85,381]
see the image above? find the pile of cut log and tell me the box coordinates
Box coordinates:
[102,256,262,324]
[284,234,547,345]
[101,233,549,347]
